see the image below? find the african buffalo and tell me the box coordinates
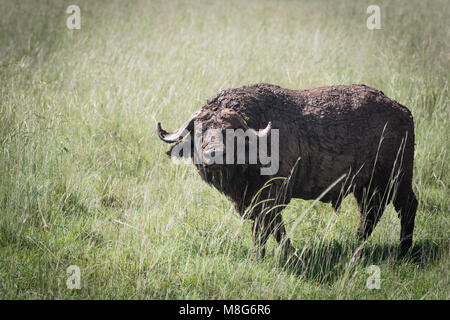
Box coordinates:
[157,83,418,258]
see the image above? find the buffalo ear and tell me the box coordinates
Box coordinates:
[166,138,193,159]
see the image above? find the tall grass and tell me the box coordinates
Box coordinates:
[0,0,448,299]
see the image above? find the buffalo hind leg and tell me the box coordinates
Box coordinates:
[355,188,387,241]
[393,181,418,256]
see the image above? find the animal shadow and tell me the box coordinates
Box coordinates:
[279,239,446,284]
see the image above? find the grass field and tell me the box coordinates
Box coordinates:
[0,0,448,299]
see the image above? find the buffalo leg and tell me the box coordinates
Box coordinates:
[393,180,418,255]
[355,188,386,241]
[271,213,296,258]
[252,212,296,259]
[252,215,271,259]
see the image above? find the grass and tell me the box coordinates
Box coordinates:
[0,0,448,299]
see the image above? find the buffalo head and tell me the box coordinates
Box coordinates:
[157,108,273,190]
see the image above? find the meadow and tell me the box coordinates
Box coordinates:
[0,0,448,299]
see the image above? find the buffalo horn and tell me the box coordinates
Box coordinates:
[157,110,200,143]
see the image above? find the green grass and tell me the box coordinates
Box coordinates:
[0,0,448,299]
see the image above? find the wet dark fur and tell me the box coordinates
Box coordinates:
[166,83,418,257]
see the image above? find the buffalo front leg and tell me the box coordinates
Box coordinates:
[271,213,297,259]
[252,215,271,259]
[252,213,296,260]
